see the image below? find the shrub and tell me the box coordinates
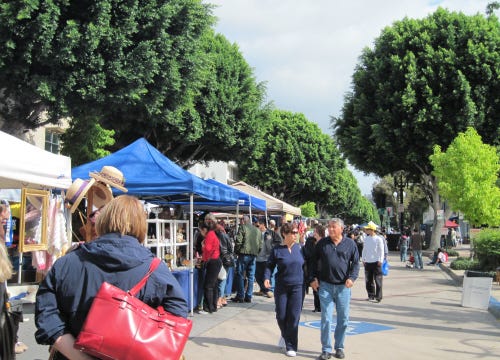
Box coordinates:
[446,249,459,257]
[450,257,481,271]
[472,228,500,271]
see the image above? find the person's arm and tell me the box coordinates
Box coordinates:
[234,226,244,254]
[263,248,276,288]
[53,334,95,360]
[310,241,320,291]
[347,243,360,286]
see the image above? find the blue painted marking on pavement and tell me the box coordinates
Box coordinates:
[300,320,394,335]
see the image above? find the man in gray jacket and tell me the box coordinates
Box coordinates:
[232,215,262,303]
[254,219,282,298]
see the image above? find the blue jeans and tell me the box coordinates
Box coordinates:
[319,282,351,352]
[236,254,256,300]
[400,246,408,262]
[413,250,423,269]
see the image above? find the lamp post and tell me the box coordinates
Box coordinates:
[393,172,407,234]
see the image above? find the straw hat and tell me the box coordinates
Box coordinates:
[91,182,113,209]
[363,221,378,231]
[65,178,96,213]
[90,166,127,192]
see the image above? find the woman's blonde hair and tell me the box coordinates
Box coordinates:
[95,195,147,242]
[0,242,13,282]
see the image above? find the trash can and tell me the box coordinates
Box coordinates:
[461,270,493,309]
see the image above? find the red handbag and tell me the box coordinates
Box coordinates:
[74,258,192,360]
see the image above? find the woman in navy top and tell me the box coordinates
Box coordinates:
[265,223,304,357]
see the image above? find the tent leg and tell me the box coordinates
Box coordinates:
[18,252,23,284]
[189,194,194,317]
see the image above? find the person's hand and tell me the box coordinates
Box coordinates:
[345,279,354,288]
[264,279,270,288]
[310,278,319,291]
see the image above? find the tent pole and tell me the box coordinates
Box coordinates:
[189,194,194,317]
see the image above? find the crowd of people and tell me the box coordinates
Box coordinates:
[2,191,451,360]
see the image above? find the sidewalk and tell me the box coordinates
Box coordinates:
[16,250,500,360]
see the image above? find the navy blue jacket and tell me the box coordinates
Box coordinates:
[311,235,360,285]
[35,233,188,346]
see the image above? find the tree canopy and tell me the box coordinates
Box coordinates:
[335,8,499,178]
[430,127,500,226]
[0,0,265,167]
[333,8,500,246]
[238,109,377,221]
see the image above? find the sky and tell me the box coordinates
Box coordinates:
[207,0,492,195]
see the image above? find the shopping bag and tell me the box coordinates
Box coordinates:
[382,259,390,276]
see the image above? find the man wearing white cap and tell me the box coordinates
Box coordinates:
[361,221,385,302]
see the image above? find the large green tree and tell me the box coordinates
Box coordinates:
[238,109,376,221]
[239,110,343,208]
[334,8,500,249]
[164,31,266,166]
[0,0,214,160]
[430,127,500,226]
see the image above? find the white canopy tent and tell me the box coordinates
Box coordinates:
[231,181,301,217]
[0,131,72,285]
[0,131,72,190]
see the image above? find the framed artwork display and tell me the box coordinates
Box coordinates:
[19,188,49,252]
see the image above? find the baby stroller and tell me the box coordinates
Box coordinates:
[406,254,415,269]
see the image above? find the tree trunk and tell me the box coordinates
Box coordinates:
[429,184,452,250]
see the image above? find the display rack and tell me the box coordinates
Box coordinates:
[144,219,190,269]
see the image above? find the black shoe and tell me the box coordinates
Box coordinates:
[231,297,244,303]
[319,351,331,360]
[375,298,381,303]
[334,349,345,359]
[244,297,252,303]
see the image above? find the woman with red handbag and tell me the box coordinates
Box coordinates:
[35,195,188,360]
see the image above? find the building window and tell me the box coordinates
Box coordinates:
[45,130,61,154]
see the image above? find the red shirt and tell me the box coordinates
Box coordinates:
[202,230,220,261]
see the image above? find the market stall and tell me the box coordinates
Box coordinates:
[0,131,72,287]
[231,180,301,220]
[72,137,240,313]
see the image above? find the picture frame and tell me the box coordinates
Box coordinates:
[19,188,49,252]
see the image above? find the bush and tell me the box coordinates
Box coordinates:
[446,249,459,257]
[472,228,500,271]
[450,257,481,271]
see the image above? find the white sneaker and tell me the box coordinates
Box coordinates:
[286,350,297,357]
[278,337,285,350]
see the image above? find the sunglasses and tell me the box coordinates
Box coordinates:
[292,230,298,234]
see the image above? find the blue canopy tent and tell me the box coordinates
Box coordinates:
[206,178,266,213]
[72,138,239,202]
[72,138,240,314]
[168,178,266,213]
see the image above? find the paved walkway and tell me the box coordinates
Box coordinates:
[16,250,500,360]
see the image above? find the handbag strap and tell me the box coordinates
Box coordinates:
[129,257,161,296]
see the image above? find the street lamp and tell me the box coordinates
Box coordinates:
[393,172,407,234]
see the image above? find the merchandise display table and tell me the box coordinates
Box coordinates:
[172,268,198,310]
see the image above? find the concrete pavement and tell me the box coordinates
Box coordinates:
[16,250,500,360]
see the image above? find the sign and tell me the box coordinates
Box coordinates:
[398,203,404,213]
[437,209,444,220]
[386,207,393,217]
[300,320,394,335]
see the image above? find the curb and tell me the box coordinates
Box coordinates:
[439,263,500,320]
